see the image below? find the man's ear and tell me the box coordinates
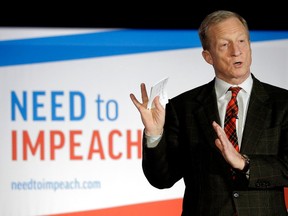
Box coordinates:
[202,50,213,65]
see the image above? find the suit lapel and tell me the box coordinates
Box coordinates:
[240,76,271,153]
[194,79,220,148]
[193,76,271,154]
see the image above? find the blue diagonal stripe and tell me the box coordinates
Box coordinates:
[0,29,287,67]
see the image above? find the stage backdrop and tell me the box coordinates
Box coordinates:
[0,28,288,216]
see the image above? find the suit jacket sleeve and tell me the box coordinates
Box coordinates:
[239,78,288,189]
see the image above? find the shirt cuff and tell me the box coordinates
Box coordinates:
[145,134,162,148]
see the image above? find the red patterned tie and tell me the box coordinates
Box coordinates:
[224,87,242,152]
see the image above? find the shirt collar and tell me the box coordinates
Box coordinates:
[215,74,253,99]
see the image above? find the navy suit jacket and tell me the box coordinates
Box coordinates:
[142,74,288,216]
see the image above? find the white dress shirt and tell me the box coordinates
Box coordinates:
[214,74,253,148]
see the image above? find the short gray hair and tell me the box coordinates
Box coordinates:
[198,10,250,50]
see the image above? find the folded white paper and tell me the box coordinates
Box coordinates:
[147,77,169,109]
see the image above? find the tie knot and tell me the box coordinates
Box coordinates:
[229,86,242,97]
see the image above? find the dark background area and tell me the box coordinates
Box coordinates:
[1,1,288,30]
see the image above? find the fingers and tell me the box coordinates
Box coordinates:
[130,82,165,113]
[212,121,228,141]
[212,121,229,152]
[130,93,139,107]
[153,96,164,110]
[140,83,149,104]
[212,121,222,137]
[212,121,242,168]
[215,138,223,152]
[212,121,237,152]
[130,83,149,110]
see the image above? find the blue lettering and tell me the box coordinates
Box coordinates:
[11,90,87,121]
[51,91,64,121]
[106,100,118,121]
[33,91,46,121]
[70,91,85,121]
[95,95,118,121]
[95,94,105,121]
[11,91,27,121]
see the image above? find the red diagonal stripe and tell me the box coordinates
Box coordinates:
[48,198,183,216]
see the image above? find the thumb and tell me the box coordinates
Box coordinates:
[215,138,223,152]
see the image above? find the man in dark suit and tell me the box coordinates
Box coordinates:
[130,10,288,215]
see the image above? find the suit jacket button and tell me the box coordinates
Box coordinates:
[233,192,239,198]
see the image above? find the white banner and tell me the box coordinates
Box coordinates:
[0,28,287,216]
